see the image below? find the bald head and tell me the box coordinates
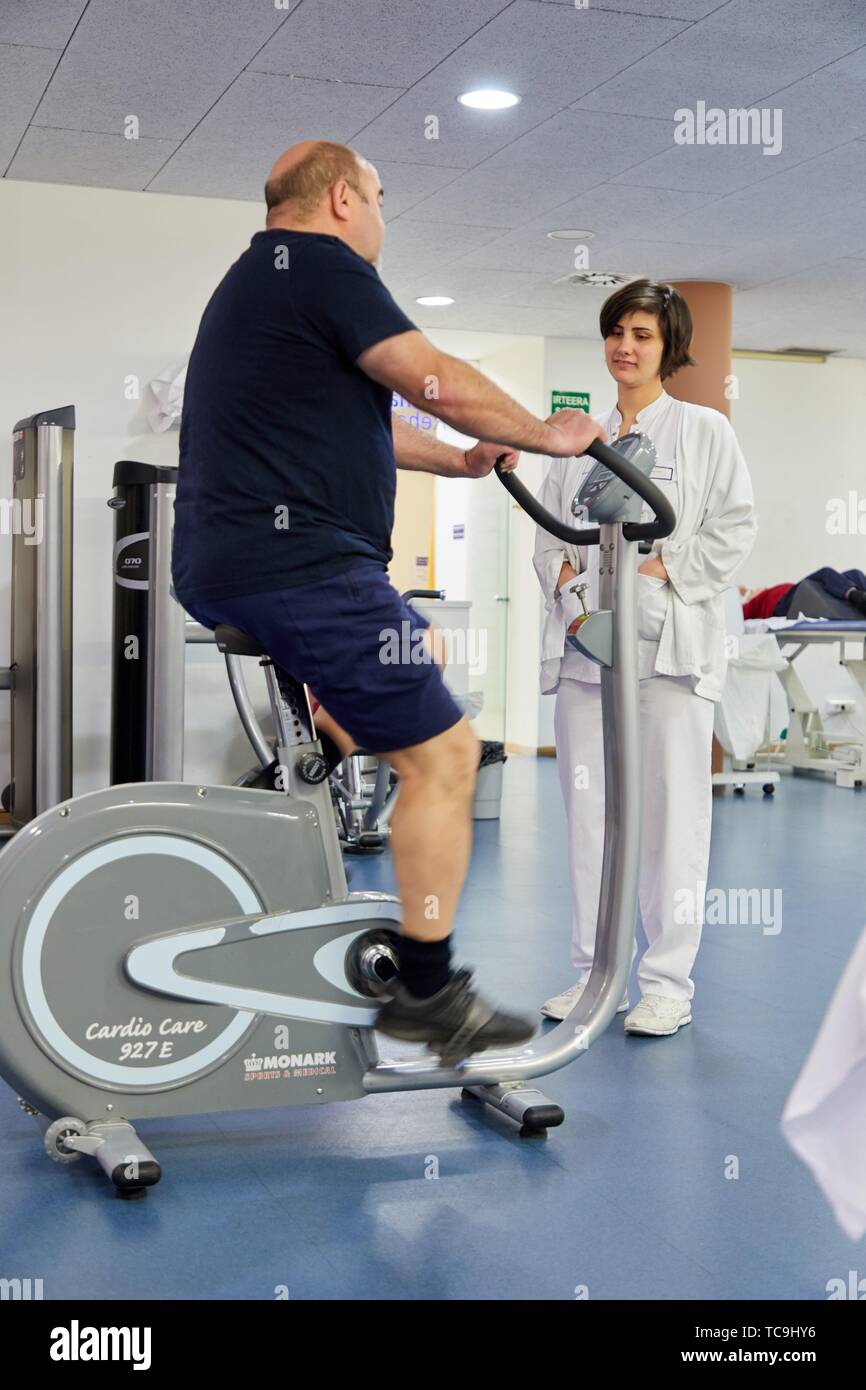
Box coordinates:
[264,139,386,265]
[267,139,320,184]
[265,140,367,223]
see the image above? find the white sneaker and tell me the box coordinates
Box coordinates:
[541,981,629,1021]
[623,994,691,1036]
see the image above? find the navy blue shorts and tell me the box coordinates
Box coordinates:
[183,561,463,754]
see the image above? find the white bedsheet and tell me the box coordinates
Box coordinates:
[715,632,787,761]
[781,924,866,1239]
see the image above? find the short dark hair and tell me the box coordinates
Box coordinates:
[599,278,695,380]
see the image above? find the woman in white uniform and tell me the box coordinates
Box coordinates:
[534,279,757,1036]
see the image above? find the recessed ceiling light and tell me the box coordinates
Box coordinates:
[547,229,595,241]
[458,89,521,110]
[416,295,455,307]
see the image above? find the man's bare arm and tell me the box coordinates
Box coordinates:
[392,416,467,477]
[359,330,605,458]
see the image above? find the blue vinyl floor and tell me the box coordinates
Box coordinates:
[1,758,864,1301]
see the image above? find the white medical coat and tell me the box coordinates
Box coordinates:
[534,394,758,701]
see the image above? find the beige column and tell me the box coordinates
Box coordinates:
[666,281,734,785]
[666,280,733,419]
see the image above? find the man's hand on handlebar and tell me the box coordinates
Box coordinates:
[464,441,520,477]
[544,408,607,459]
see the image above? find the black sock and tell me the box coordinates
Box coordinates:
[397,935,453,999]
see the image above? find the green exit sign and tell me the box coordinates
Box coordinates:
[551,390,590,414]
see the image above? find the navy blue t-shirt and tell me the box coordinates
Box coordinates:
[172,230,417,602]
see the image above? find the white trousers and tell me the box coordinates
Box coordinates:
[553,675,715,1001]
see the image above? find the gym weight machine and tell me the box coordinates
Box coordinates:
[1,407,75,837]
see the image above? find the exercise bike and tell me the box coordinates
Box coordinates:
[0,436,673,1197]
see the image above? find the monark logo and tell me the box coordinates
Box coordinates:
[50,1321,151,1371]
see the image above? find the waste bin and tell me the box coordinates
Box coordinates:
[473,741,507,820]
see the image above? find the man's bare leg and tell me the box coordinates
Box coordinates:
[385,715,479,943]
[375,714,534,1052]
[313,704,357,762]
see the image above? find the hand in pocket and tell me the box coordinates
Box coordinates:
[637,571,669,641]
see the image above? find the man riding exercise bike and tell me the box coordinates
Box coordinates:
[172,138,606,1060]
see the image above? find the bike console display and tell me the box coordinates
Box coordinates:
[495,434,676,546]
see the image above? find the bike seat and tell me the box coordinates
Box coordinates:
[214,625,269,658]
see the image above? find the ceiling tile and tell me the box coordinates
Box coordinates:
[407,0,687,105]
[396,266,546,305]
[31,0,289,139]
[554,235,745,284]
[381,219,506,278]
[7,125,178,189]
[369,159,468,218]
[642,139,866,246]
[2,0,866,356]
[356,88,565,170]
[355,0,685,168]
[434,185,721,276]
[0,42,62,172]
[253,0,513,87]
[148,72,405,199]
[405,107,672,227]
[410,298,604,339]
[608,138,812,198]
[0,0,86,47]
[722,214,866,289]
[571,0,866,117]
[534,0,722,15]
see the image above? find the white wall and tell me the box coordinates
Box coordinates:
[730,356,866,585]
[0,178,262,793]
[732,356,866,747]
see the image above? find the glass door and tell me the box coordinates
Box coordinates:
[434,419,510,744]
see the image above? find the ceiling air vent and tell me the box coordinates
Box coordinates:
[732,345,839,363]
[554,270,635,289]
[779,346,840,357]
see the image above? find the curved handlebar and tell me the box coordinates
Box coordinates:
[495,439,676,547]
[401,588,446,603]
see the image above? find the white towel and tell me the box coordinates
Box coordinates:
[147,361,187,433]
[781,924,866,1238]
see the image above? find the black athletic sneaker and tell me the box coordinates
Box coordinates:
[375,968,535,1066]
